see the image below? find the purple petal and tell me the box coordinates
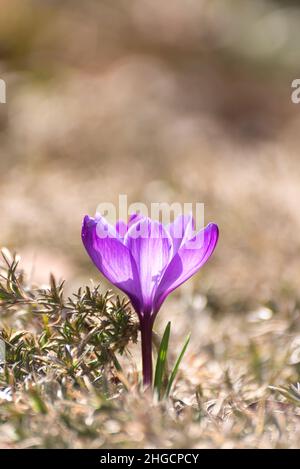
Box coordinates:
[114,216,144,240]
[128,213,144,227]
[82,215,143,313]
[124,218,173,315]
[115,220,128,239]
[166,214,195,254]
[153,223,219,314]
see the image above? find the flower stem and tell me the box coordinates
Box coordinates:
[140,316,153,388]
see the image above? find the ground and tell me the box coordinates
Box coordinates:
[1,250,300,448]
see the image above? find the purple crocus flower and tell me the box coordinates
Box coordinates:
[82,213,218,387]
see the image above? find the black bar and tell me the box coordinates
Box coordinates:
[0,449,295,466]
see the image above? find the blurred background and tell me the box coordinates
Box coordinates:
[1,0,300,307]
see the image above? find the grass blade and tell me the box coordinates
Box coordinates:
[154,321,171,397]
[165,332,191,397]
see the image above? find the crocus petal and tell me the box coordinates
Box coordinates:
[115,216,143,240]
[82,215,143,313]
[124,218,173,315]
[115,220,128,239]
[128,213,144,227]
[166,214,195,254]
[153,223,219,314]
[94,213,117,238]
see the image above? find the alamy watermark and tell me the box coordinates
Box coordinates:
[0,339,5,364]
[291,79,300,104]
[0,79,6,104]
[94,194,206,248]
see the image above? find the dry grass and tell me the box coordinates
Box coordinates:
[1,252,300,449]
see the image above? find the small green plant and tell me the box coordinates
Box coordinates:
[154,321,190,400]
[0,249,139,390]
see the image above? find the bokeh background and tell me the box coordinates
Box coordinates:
[1,0,300,309]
